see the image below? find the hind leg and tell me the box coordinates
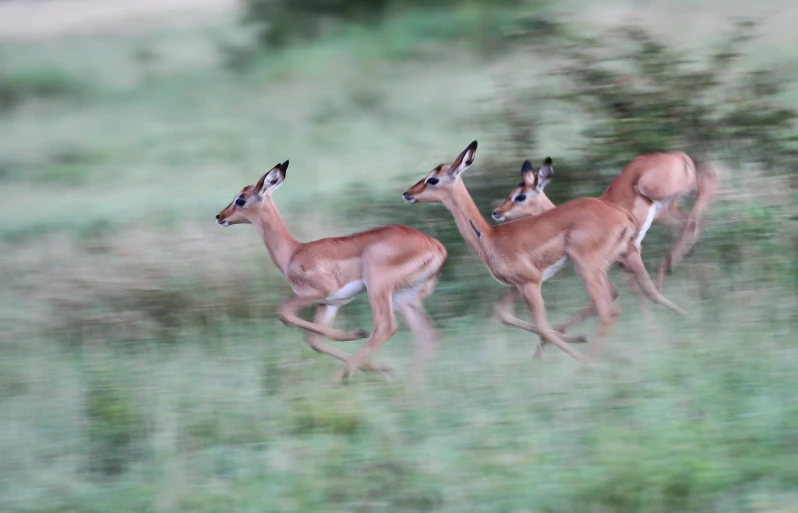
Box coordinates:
[569,259,619,360]
[656,171,717,289]
[654,200,688,226]
[656,214,701,289]
[555,283,620,334]
[394,276,440,366]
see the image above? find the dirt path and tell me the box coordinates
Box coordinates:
[0,0,237,40]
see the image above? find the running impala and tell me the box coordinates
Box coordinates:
[491,154,714,332]
[216,160,447,384]
[402,141,682,362]
[492,152,717,288]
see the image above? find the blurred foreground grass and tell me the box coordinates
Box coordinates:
[1,1,798,512]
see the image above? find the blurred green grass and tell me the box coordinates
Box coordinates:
[1,0,797,512]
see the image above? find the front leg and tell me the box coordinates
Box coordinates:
[305,305,392,375]
[494,287,587,344]
[518,283,588,364]
[279,295,368,342]
[333,287,398,385]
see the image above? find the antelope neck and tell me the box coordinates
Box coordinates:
[249,199,300,275]
[441,179,495,261]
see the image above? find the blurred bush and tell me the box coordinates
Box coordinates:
[243,0,525,47]
[502,18,798,188]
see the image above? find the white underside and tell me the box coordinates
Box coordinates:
[542,256,569,283]
[321,277,430,311]
[636,199,670,245]
[323,280,366,306]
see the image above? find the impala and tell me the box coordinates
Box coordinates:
[216,160,447,384]
[493,152,717,289]
[402,141,679,362]
[492,154,714,331]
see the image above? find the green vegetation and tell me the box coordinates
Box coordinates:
[1,0,797,512]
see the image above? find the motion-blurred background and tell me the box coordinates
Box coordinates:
[1,0,797,511]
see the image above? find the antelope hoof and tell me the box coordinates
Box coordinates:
[351,329,369,339]
[567,333,588,344]
[332,364,356,386]
[376,365,395,382]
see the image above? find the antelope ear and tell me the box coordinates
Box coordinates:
[255,160,289,196]
[447,140,478,177]
[521,160,536,187]
[536,157,553,191]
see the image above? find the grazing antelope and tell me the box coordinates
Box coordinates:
[402,141,678,362]
[216,160,447,384]
[492,154,713,332]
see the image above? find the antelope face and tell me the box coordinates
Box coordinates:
[216,185,256,227]
[491,158,554,222]
[403,140,478,204]
[216,160,289,227]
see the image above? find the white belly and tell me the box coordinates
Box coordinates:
[636,200,670,245]
[542,256,569,282]
[323,280,366,306]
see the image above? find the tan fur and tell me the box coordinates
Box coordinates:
[492,153,712,332]
[403,141,670,363]
[497,152,716,288]
[217,161,447,384]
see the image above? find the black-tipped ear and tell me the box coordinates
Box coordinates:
[536,159,554,191]
[256,162,287,195]
[461,140,478,167]
[521,160,534,174]
[449,140,478,177]
[521,160,537,187]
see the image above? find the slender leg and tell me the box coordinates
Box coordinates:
[334,289,398,384]
[656,171,716,289]
[576,268,619,360]
[555,284,620,333]
[305,305,391,374]
[620,247,685,315]
[397,302,438,365]
[654,201,688,226]
[494,287,587,343]
[518,283,587,363]
[656,215,700,289]
[279,295,368,341]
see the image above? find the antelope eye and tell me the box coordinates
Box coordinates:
[425,177,440,185]
[514,194,527,202]
[235,198,246,207]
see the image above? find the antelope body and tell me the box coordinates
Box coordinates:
[216,161,447,384]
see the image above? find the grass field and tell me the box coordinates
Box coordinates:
[1,0,798,511]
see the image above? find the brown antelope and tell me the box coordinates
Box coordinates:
[493,152,717,288]
[216,160,447,384]
[402,141,680,362]
[492,153,714,332]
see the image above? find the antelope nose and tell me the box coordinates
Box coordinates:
[215,214,220,219]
